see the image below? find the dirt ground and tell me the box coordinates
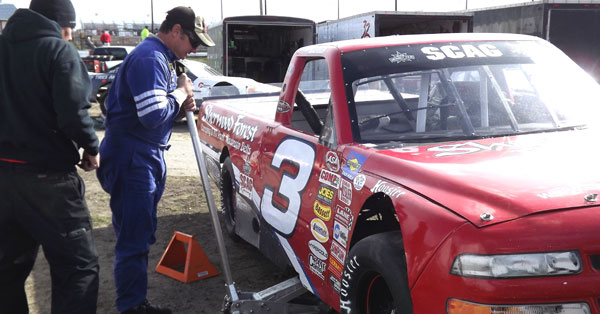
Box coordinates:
[24,105,295,314]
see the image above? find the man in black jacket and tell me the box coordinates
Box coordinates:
[0,0,100,313]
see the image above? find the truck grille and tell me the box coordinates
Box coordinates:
[591,254,600,270]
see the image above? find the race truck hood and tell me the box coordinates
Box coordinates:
[370,129,600,226]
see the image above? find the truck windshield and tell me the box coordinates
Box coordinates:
[341,40,600,143]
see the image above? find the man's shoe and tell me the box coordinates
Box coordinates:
[121,299,172,314]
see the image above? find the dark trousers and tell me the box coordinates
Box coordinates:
[97,136,166,312]
[0,164,99,314]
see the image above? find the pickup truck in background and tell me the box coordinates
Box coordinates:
[197,33,600,314]
[82,46,134,73]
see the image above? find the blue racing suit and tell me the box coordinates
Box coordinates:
[96,35,186,312]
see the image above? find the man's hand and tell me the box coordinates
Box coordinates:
[176,95,196,119]
[78,150,99,171]
[177,73,194,98]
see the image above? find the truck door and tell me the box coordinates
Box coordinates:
[258,57,342,293]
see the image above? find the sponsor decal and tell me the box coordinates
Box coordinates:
[328,264,341,280]
[328,256,343,278]
[239,173,253,199]
[353,174,366,191]
[325,151,340,172]
[319,169,340,189]
[334,205,353,229]
[311,218,329,243]
[309,240,328,260]
[361,20,371,38]
[333,221,348,248]
[276,100,291,113]
[370,180,405,198]
[243,160,251,175]
[313,200,332,221]
[389,51,415,63]
[329,275,341,294]
[421,44,503,61]
[342,151,367,180]
[225,135,252,155]
[316,185,335,206]
[427,141,515,157]
[202,104,259,142]
[309,254,326,280]
[339,179,352,206]
[330,239,347,264]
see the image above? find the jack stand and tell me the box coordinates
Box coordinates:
[223,277,324,314]
[186,112,326,314]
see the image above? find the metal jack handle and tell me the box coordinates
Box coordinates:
[185,111,240,304]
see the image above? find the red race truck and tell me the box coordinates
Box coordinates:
[196,33,600,314]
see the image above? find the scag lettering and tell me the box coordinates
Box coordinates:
[421,44,502,60]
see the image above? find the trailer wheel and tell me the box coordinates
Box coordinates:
[220,157,240,241]
[339,231,412,314]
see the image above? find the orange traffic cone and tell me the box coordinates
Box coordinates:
[155,231,219,283]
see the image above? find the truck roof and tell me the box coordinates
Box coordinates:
[299,32,538,54]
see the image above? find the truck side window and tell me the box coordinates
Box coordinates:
[291,58,331,135]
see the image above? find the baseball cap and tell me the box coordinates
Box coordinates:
[165,6,215,48]
[30,0,76,28]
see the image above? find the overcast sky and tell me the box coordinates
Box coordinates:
[3,0,530,26]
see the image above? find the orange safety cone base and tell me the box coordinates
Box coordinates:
[155,231,219,283]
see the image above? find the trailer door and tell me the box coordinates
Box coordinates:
[548,9,600,81]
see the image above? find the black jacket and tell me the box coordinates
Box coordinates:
[0,9,98,171]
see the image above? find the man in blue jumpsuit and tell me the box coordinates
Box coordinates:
[96,7,214,314]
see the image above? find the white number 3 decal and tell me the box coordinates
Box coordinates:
[261,138,315,236]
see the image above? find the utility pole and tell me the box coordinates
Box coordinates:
[395,0,397,11]
[260,0,263,15]
[338,0,340,19]
[150,0,154,33]
[465,0,468,10]
[221,0,223,20]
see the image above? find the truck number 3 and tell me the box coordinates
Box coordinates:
[261,138,316,236]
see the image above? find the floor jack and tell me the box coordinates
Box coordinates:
[186,112,328,314]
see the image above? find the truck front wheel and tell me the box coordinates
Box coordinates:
[220,157,240,241]
[339,231,413,314]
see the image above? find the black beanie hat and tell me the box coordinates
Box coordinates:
[30,0,77,28]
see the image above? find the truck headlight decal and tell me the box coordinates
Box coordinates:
[450,251,581,278]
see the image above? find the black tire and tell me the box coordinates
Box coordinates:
[97,91,108,117]
[339,231,413,314]
[220,157,240,241]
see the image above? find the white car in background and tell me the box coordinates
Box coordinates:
[177,59,280,100]
[95,59,280,117]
